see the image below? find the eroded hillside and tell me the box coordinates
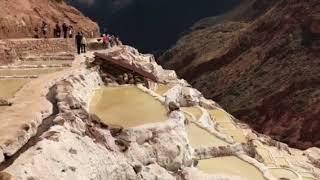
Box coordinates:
[160,0,320,149]
[0,0,99,38]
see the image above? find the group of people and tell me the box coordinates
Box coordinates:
[75,32,87,55]
[53,23,74,38]
[102,34,122,48]
[34,22,48,38]
[34,22,74,39]
[34,22,123,55]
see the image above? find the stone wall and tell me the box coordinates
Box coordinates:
[5,38,76,57]
[0,38,76,65]
[0,40,18,65]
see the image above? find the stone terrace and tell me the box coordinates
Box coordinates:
[0,38,76,65]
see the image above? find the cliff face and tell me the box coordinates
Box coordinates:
[0,0,99,38]
[160,0,320,149]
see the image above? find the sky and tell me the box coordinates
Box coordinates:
[69,0,241,53]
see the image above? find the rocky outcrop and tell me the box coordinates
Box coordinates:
[93,46,177,83]
[160,0,320,149]
[0,0,99,39]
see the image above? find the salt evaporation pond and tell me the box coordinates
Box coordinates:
[187,123,229,148]
[90,86,168,127]
[198,156,265,180]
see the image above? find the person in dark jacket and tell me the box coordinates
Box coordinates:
[54,23,61,38]
[62,23,68,38]
[75,32,83,55]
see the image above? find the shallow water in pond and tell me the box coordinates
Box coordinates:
[187,123,229,148]
[0,79,30,99]
[90,86,168,127]
[155,84,174,95]
[182,107,202,120]
[269,168,299,180]
[210,109,247,143]
[198,156,265,180]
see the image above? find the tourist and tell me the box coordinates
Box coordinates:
[81,32,87,53]
[102,34,110,48]
[75,32,83,55]
[110,35,116,47]
[116,36,122,46]
[68,25,74,38]
[41,21,48,38]
[62,23,68,38]
[54,23,61,38]
[34,27,39,38]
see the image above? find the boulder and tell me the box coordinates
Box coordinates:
[168,101,180,112]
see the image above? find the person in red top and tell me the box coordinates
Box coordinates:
[102,34,110,48]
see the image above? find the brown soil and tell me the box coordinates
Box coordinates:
[160,0,320,149]
[0,0,99,38]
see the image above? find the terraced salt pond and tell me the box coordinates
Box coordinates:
[0,68,67,100]
[155,84,174,95]
[0,79,30,99]
[269,168,299,180]
[198,156,265,180]
[90,86,168,127]
[187,123,229,148]
[182,106,203,120]
[210,109,247,143]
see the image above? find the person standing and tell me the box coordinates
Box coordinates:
[110,35,115,47]
[75,32,83,55]
[102,34,110,48]
[68,25,74,38]
[34,27,39,38]
[62,23,68,38]
[81,32,87,53]
[115,36,122,46]
[41,21,48,38]
[54,23,61,38]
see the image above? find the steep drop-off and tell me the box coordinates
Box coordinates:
[0,0,99,38]
[160,0,320,149]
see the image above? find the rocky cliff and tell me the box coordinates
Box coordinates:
[0,0,99,38]
[160,0,320,149]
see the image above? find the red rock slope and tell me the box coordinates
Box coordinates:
[160,0,320,149]
[0,0,99,38]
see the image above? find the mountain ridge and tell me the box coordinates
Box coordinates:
[160,0,320,149]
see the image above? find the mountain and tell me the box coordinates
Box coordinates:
[0,0,99,38]
[160,0,320,149]
[68,0,241,53]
